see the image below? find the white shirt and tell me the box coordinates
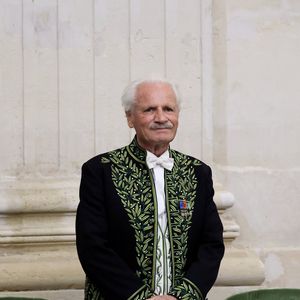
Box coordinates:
[146,150,172,295]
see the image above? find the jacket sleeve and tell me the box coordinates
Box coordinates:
[76,160,154,300]
[168,164,225,300]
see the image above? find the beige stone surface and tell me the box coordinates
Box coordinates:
[212,0,300,291]
[1,0,299,295]
[0,290,84,300]
[0,245,84,290]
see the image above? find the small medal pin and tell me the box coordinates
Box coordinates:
[179,199,189,217]
[179,199,187,209]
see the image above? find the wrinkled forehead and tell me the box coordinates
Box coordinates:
[135,82,177,102]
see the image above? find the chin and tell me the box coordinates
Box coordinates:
[152,136,174,145]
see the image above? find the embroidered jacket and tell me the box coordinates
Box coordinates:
[76,137,224,300]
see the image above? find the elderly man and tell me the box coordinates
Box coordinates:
[76,79,224,300]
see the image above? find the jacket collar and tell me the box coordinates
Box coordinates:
[126,136,147,163]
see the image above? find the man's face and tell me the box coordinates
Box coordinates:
[126,82,179,152]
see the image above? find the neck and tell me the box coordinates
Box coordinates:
[136,138,169,157]
[148,146,169,157]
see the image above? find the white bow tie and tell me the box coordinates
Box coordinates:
[146,151,174,171]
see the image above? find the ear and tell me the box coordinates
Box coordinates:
[126,111,134,128]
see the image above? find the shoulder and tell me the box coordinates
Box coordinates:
[170,149,212,175]
[82,146,126,171]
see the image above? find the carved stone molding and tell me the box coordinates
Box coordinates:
[214,185,240,242]
[0,178,264,290]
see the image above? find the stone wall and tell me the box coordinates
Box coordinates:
[0,0,299,299]
[212,0,300,292]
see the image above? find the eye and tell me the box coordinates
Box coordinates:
[164,106,174,112]
[144,107,155,112]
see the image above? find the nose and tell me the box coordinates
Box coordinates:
[154,108,167,123]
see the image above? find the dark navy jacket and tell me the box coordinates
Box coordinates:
[76,138,224,300]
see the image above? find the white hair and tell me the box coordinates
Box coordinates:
[121,78,181,112]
